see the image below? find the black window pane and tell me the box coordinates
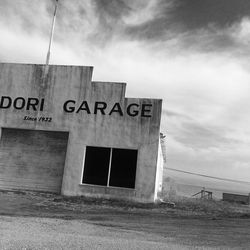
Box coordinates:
[109,149,137,189]
[82,146,110,186]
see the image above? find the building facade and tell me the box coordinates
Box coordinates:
[0,63,163,202]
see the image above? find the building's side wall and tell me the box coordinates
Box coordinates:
[0,63,162,202]
[154,139,164,201]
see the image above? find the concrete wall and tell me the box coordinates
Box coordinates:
[154,138,164,201]
[0,63,162,202]
[0,128,68,193]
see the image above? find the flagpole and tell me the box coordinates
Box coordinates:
[46,0,58,66]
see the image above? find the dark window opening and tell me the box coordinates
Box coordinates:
[82,146,138,189]
[82,146,110,186]
[109,149,137,188]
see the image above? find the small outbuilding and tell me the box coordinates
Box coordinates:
[222,193,250,205]
[0,63,163,203]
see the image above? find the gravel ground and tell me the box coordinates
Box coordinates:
[0,191,250,250]
[0,216,185,250]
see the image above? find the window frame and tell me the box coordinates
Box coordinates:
[80,146,138,190]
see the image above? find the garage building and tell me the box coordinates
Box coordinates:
[0,63,163,202]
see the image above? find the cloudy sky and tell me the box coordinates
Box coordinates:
[1,0,250,192]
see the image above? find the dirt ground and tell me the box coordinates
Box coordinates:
[0,191,250,250]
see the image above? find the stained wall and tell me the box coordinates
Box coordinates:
[0,63,162,202]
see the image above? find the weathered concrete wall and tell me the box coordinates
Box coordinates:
[0,63,162,202]
[0,128,68,193]
[154,139,164,201]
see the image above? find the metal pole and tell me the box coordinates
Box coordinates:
[46,0,58,66]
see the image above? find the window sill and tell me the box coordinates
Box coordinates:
[79,183,135,191]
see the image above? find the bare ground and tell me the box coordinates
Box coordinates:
[0,190,250,249]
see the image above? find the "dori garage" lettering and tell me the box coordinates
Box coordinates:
[0,96,153,118]
[63,100,152,117]
[0,96,44,111]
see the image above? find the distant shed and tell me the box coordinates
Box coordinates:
[222,193,250,205]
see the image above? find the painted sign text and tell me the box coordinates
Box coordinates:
[0,96,153,118]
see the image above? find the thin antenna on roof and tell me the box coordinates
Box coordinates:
[45,0,59,68]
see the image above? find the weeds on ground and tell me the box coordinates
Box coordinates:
[52,194,250,218]
[52,195,157,209]
[2,190,250,218]
[163,196,250,218]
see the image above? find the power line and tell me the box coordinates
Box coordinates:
[165,167,250,185]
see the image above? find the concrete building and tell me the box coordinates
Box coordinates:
[0,63,163,203]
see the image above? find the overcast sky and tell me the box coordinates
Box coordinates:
[1,0,250,191]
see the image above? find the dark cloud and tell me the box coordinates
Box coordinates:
[1,0,249,51]
[171,0,250,30]
[123,0,250,53]
[126,0,250,38]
